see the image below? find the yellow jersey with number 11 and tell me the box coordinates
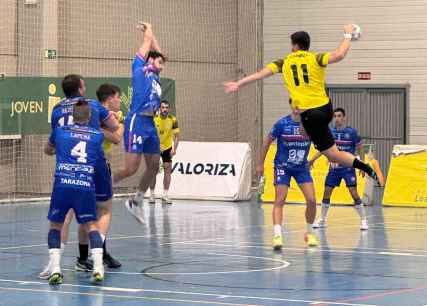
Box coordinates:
[267,50,330,110]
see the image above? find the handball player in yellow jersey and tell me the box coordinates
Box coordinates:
[224,24,383,186]
[149,100,180,204]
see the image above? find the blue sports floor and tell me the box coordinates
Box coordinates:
[0,199,426,306]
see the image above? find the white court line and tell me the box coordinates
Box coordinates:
[0,286,258,306]
[63,251,290,275]
[169,241,427,258]
[0,278,377,306]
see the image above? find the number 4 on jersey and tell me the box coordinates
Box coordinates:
[71,141,87,163]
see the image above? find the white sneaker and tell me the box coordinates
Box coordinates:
[148,194,155,204]
[39,262,51,279]
[125,199,145,223]
[312,219,327,229]
[360,219,369,230]
[162,196,172,205]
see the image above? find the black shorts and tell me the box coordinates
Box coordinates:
[161,147,172,163]
[300,101,335,152]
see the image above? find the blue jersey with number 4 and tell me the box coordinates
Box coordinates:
[50,97,110,130]
[49,124,104,190]
[270,115,311,170]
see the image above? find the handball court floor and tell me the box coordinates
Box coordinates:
[0,198,426,306]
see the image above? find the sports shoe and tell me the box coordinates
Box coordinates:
[125,198,145,223]
[103,252,122,269]
[304,232,319,247]
[162,196,172,205]
[148,193,156,204]
[312,219,327,229]
[48,272,63,285]
[272,235,283,251]
[75,257,93,272]
[360,219,369,230]
[39,262,51,279]
[91,269,104,284]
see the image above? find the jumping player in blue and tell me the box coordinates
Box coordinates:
[258,108,318,251]
[310,108,368,230]
[40,74,119,279]
[113,22,165,223]
[44,100,106,285]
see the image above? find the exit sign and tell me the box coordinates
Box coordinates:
[44,49,57,59]
[358,72,371,80]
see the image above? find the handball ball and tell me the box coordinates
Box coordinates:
[352,24,361,41]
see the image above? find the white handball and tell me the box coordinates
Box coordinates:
[351,24,362,41]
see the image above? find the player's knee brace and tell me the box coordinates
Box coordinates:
[88,231,103,249]
[322,198,331,207]
[48,229,61,249]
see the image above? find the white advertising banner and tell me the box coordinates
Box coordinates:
[154,141,252,201]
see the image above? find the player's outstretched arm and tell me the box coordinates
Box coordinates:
[138,22,153,59]
[328,24,354,64]
[151,33,162,53]
[257,134,274,176]
[102,123,124,145]
[224,66,273,93]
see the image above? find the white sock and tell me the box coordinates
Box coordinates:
[150,189,155,197]
[273,224,282,236]
[91,248,104,273]
[49,248,61,274]
[60,243,65,255]
[100,234,106,243]
[355,203,367,220]
[306,223,313,233]
[163,189,168,197]
[320,202,330,221]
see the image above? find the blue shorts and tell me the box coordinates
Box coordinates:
[325,168,357,187]
[274,166,313,186]
[95,159,112,202]
[124,113,160,154]
[48,184,97,224]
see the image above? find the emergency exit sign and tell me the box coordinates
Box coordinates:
[358,72,371,80]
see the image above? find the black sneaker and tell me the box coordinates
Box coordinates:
[75,257,93,272]
[103,253,122,269]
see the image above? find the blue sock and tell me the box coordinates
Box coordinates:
[48,229,61,249]
[89,231,103,249]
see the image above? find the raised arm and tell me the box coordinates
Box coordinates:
[151,32,162,54]
[328,24,355,64]
[137,22,153,59]
[224,66,274,93]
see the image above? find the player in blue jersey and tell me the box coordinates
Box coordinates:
[113,22,166,223]
[44,100,106,285]
[310,108,368,230]
[258,108,318,250]
[40,75,119,279]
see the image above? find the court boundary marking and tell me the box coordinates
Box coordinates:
[0,278,377,306]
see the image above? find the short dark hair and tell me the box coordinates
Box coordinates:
[73,99,91,124]
[290,31,310,51]
[147,50,166,62]
[160,100,169,106]
[62,74,83,98]
[334,107,346,116]
[96,84,121,103]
